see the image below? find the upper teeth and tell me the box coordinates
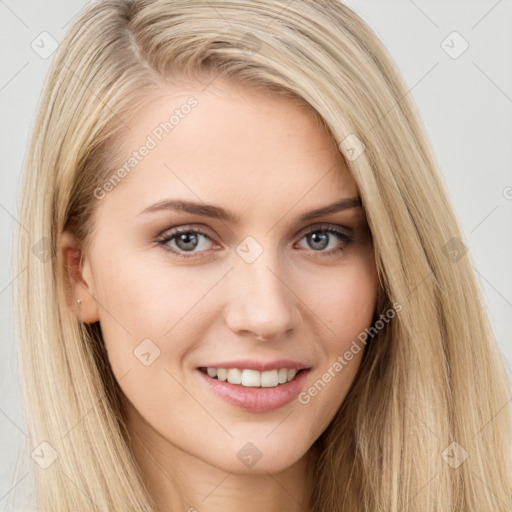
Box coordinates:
[205,367,298,387]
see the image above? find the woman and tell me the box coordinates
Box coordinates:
[13,0,512,510]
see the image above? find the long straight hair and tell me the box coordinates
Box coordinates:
[13,1,512,510]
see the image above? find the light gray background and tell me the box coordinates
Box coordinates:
[1,0,511,508]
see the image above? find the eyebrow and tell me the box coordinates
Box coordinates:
[137,197,362,223]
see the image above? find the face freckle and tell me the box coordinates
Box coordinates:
[81,78,378,477]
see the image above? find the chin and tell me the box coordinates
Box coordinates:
[210,431,315,474]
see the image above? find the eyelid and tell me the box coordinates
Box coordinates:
[156,223,216,241]
[295,221,354,239]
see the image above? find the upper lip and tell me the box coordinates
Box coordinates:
[198,359,311,372]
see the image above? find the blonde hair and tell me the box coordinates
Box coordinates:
[13,0,512,510]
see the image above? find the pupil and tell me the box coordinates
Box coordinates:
[309,232,328,250]
[176,233,198,251]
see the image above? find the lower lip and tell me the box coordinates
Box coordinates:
[197,369,310,413]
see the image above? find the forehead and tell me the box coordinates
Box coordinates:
[96,79,358,222]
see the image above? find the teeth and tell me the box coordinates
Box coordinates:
[227,368,242,384]
[203,367,300,387]
[261,370,279,387]
[287,369,297,381]
[241,369,260,387]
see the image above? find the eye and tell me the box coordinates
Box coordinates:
[295,226,353,256]
[156,224,353,259]
[156,227,218,259]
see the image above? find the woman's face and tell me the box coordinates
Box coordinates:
[70,79,378,474]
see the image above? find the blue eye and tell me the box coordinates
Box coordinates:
[297,227,353,255]
[157,227,215,258]
[156,225,353,259]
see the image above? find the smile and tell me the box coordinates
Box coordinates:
[199,367,299,387]
[196,363,310,413]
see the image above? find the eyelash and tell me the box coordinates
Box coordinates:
[156,225,353,260]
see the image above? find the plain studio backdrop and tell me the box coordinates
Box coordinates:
[0,0,511,508]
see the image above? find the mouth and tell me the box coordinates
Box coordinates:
[198,366,303,388]
[196,362,311,412]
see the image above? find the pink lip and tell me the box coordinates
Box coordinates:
[198,359,309,372]
[196,367,310,413]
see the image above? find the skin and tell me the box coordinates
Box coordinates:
[59,78,379,512]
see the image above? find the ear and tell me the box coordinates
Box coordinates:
[58,230,100,324]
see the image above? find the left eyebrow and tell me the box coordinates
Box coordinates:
[137,197,362,224]
[296,197,362,222]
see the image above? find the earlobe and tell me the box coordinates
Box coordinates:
[58,230,100,324]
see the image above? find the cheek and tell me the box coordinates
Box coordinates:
[92,248,227,382]
[94,246,213,331]
[304,256,378,341]
[295,257,378,432]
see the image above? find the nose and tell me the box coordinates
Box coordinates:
[223,248,302,341]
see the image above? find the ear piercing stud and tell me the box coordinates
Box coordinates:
[77,299,81,305]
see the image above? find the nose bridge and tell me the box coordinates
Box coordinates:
[224,241,301,339]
